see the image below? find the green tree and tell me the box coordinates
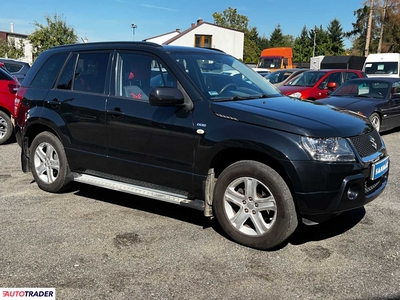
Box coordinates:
[326,19,345,55]
[0,38,25,59]
[293,26,312,63]
[28,13,78,58]
[212,7,260,62]
[212,7,248,31]
[269,25,284,47]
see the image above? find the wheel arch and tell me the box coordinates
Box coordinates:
[208,146,301,214]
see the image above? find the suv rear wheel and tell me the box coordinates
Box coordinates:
[30,132,72,192]
[0,111,13,145]
[213,160,298,250]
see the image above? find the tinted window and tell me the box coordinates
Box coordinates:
[73,52,110,94]
[364,62,398,75]
[4,62,22,73]
[57,54,78,90]
[30,53,68,89]
[344,72,360,81]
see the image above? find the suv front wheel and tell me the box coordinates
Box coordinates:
[30,132,72,192]
[213,160,298,250]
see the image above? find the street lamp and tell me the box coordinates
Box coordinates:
[131,23,137,41]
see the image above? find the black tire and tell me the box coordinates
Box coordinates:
[213,160,298,250]
[30,132,72,193]
[0,110,13,145]
[369,113,381,132]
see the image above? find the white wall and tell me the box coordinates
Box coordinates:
[167,24,244,60]
[145,32,180,45]
[7,35,33,64]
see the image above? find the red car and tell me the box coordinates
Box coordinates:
[279,69,367,100]
[0,66,20,144]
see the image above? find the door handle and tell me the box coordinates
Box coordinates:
[46,98,60,106]
[107,108,124,117]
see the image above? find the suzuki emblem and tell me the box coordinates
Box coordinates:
[370,136,377,150]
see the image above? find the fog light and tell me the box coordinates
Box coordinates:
[347,183,361,200]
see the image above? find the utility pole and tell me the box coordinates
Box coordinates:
[377,0,389,53]
[365,0,374,57]
[131,23,137,41]
[312,27,316,57]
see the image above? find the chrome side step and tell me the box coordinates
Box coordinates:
[72,173,205,211]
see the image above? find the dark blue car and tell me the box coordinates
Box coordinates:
[320,77,400,132]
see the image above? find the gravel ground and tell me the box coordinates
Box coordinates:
[0,131,399,300]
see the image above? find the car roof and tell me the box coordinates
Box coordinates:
[47,41,225,55]
[0,58,30,65]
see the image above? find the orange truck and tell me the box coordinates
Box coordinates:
[256,47,294,71]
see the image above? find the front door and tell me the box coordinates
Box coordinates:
[106,51,195,194]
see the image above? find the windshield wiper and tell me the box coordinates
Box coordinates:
[214,94,272,102]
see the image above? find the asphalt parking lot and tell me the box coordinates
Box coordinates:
[1,131,400,300]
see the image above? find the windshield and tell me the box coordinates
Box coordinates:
[169,51,282,101]
[285,71,326,87]
[331,80,394,99]
[364,62,398,75]
[258,57,282,69]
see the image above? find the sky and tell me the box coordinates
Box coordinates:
[0,0,365,48]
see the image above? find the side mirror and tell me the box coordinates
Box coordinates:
[392,92,400,99]
[327,82,337,89]
[149,87,185,107]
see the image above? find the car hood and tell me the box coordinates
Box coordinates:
[279,85,310,95]
[320,96,378,112]
[210,96,371,137]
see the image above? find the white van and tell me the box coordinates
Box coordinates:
[363,53,400,78]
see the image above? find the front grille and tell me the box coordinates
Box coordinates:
[349,130,382,158]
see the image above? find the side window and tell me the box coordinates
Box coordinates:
[57,54,78,90]
[30,53,69,89]
[4,63,22,73]
[116,53,177,100]
[319,72,340,89]
[73,52,110,94]
[344,72,360,82]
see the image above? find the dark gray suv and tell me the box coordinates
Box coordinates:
[14,42,389,250]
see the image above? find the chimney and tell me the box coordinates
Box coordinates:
[191,23,195,28]
[197,18,203,25]
[176,29,180,33]
[10,23,14,33]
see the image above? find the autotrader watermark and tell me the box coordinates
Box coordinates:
[0,288,55,299]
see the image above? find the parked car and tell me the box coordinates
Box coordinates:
[264,68,308,87]
[279,69,367,100]
[14,42,389,250]
[0,67,20,144]
[319,77,400,132]
[0,58,30,83]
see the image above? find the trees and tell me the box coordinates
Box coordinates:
[28,14,78,58]
[347,0,400,55]
[0,38,25,59]
[212,7,261,62]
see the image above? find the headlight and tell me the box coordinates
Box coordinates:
[289,92,302,98]
[301,136,355,162]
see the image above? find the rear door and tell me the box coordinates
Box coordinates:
[43,51,112,173]
[105,51,196,193]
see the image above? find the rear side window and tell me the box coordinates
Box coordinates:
[56,52,110,94]
[30,53,68,89]
[4,62,23,73]
[344,72,360,82]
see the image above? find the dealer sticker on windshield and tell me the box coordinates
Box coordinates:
[371,156,389,180]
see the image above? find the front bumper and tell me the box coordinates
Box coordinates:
[290,157,389,216]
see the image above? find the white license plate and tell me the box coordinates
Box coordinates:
[371,156,389,180]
